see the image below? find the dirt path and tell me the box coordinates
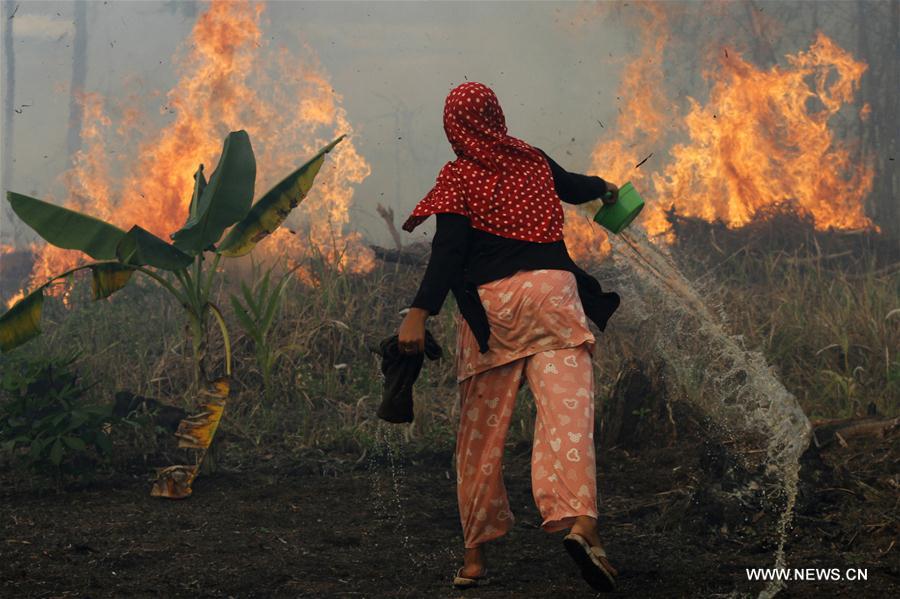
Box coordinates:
[1,436,897,598]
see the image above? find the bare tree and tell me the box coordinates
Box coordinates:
[854,0,899,235]
[883,0,899,235]
[2,1,16,244]
[66,0,87,167]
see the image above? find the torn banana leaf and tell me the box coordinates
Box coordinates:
[174,399,226,450]
[7,192,127,260]
[217,135,345,257]
[150,464,198,499]
[174,377,228,450]
[152,378,229,499]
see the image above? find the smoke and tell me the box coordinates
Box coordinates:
[2,1,892,251]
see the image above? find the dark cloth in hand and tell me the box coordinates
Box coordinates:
[373,330,443,424]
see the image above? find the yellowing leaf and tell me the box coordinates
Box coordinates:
[1,261,139,351]
[217,135,345,257]
[174,378,229,450]
[152,378,230,499]
[0,289,44,352]
[150,464,198,499]
[175,401,225,450]
[90,263,135,300]
[204,377,231,400]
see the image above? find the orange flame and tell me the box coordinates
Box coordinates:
[26,0,373,291]
[587,7,873,240]
[567,3,674,261]
[649,33,873,234]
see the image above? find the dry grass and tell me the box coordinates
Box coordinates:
[671,209,900,419]
[3,217,896,462]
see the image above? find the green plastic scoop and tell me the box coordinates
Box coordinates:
[593,181,644,234]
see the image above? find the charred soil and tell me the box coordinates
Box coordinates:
[1,423,897,598]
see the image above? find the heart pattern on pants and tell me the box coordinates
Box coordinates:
[454,268,594,384]
[453,272,598,549]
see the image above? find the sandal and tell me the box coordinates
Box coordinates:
[452,566,490,589]
[563,532,617,592]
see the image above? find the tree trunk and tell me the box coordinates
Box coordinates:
[884,0,899,235]
[854,0,899,236]
[2,1,16,244]
[66,0,88,167]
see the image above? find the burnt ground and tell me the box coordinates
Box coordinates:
[0,428,897,599]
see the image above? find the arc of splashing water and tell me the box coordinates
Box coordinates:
[609,229,812,598]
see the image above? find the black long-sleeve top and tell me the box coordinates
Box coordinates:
[409,149,620,353]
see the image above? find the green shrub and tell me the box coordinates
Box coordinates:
[0,354,113,477]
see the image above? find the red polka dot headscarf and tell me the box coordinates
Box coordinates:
[402,82,564,243]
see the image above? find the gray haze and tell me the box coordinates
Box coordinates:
[0,0,628,246]
[1,0,896,246]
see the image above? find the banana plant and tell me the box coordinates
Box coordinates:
[1,131,345,498]
[1,131,345,385]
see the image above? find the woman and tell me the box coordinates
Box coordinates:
[398,82,620,592]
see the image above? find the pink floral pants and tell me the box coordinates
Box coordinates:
[455,343,598,548]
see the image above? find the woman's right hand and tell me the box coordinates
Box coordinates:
[602,182,619,205]
[398,307,428,354]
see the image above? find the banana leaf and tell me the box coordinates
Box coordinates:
[149,464,198,500]
[174,399,226,450]
[171,131,256,255]
[7,192,126,260]
[116,225,193,271]
[0,261,138,352]
[0,290,44,352]
[152,377,230,499]
[184,164,207,225]
[217,135,345,257]
[91,263,135,299]
[174,377,228,450]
